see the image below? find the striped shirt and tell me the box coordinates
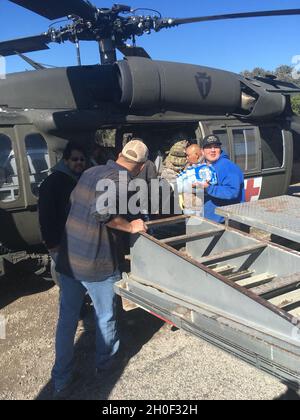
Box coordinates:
[56,161,130,282]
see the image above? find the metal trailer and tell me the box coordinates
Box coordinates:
[115,198,300,390]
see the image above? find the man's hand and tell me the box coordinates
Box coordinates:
[130,219,148,234]
[107,216,148,234]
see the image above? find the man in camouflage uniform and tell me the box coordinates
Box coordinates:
[161,139,189,186]
[158,138,189,217]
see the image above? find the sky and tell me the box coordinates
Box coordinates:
[1,0,300,74]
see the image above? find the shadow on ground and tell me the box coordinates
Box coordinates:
[0,273,53,310]
[275,383,300,401]
[35,303,164,400]
[288,184,300,196]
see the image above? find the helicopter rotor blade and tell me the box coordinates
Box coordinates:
[158,9,300,29]
[9,0,96,21]
[0,34,50,57]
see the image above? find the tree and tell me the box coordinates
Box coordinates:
[241,64,300,115]
[242,64,300,87]
[291,95,300,115]
[241,67,271,79]
[274,65,295,84]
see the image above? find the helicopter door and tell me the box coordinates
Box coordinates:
[5,127,52,247]
[213,125,290,200]
[24,133,51,199]
[258,126,292,199]
[0,130,23,208]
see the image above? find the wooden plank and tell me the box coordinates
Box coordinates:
[199,244,267,266]
[161,228,224,246]
[251,273,300,296]
[288,307,300,319]
[236,273,275,288]
[227,270,256,282]
[212,265,237,275]
[268,289,300,309]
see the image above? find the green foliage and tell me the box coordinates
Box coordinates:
[292,95,300,115]
[242,67,270,79]
[242,64,300,115]
[241,65,300,87]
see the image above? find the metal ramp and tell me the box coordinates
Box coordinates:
[216,195,300,244]
[115,213,300,389]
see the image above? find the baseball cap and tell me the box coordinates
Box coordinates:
[122,139,149,163]
[202,135,222,148]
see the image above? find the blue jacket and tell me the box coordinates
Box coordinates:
[205,152,245,223]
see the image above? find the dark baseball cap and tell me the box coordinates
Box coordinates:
[202,135,222,148]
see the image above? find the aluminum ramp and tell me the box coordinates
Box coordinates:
[115,214,300,389]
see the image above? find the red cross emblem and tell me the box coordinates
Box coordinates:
[245,178,262,202]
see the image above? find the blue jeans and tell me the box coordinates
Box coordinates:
[52,272,121,391]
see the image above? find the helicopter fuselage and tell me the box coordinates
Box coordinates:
[0,58,300,275]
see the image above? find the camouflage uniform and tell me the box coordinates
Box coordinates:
[161,140,188,185]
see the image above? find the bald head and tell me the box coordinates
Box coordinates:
[186,144,203,165]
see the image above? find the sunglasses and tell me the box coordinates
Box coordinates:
[70,157,86,162]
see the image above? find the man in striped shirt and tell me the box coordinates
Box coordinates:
[52,140,149,398]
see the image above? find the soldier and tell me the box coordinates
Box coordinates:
[160,138,190,216]
[162,139,189,179]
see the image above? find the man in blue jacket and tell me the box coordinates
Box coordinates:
[199,135,245,223]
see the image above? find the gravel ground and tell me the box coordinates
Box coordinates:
[0,273,299,401]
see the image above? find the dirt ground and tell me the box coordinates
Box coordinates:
[1,185,300,400]
[1,272,300,401]
[0,273,166,400]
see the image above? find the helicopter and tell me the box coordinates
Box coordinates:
[1,0,300,278]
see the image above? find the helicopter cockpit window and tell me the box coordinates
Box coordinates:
[0,134,20,203]
[25,134,50,197]
[232,128,259,173]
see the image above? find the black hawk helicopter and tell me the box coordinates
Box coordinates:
[1,0,300,277]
